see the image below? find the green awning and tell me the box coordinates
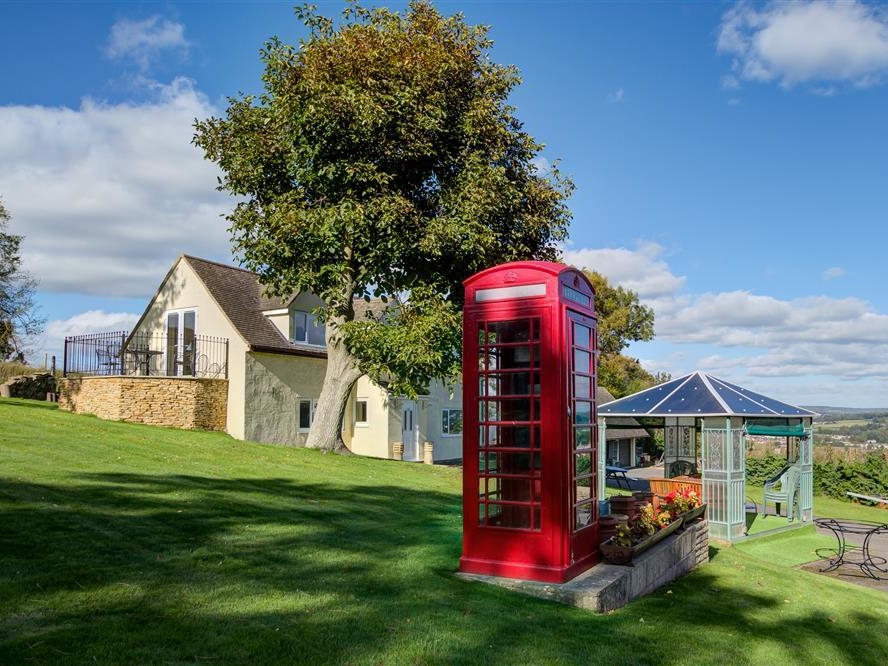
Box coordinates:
[745,423,807,437]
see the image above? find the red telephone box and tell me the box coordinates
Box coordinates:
[460,261,599,583]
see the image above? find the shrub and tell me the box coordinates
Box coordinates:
[745,454,785,485]
[813,454,888,501]
[0,360,42,384]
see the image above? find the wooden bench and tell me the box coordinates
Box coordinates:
[649,476,703,498]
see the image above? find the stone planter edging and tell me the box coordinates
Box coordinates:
[457,519,710,614]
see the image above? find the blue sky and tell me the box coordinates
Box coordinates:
[2,1,887,407]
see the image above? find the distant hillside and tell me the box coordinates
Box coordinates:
[804,406,888,418]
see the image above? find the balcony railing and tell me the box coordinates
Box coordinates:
[63,331,229,379]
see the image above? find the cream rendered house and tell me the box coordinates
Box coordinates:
[131,255,463,461]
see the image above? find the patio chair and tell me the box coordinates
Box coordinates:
[667,460,697,478]
[761,464,800,521]
[96,344,120,375]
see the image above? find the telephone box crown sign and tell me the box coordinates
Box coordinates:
[503,270,518,283]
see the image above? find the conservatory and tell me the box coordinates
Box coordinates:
[598,371,816,542]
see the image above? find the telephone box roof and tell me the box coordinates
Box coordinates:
[598,371,816,418]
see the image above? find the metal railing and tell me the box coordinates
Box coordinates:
[63,331,229,379]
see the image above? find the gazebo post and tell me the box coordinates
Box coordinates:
[726,417,746,540]
[597,416,607,502]
[799,421,814,522]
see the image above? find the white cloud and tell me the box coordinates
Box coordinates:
[563,242,686,300]
[566,243,888,399]
[823,266,846,279]
[30,310,141,367]
[0,77,232,298]
[718,1,888,88]
[607,88,625,103]
[106,16,189,71]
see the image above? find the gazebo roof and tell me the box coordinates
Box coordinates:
[598,371,816,418]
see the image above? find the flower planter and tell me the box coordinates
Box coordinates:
[600,516,684,565]
[632,515,684,556]
[680,504,706,524]
[600,540,634,565]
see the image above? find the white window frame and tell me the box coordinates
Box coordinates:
[441,408,463,436]
[291,310,326,347]
[298,399,317,432]
[164,307,198,377]
[354,399,369,427]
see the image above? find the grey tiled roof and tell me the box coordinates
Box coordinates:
[184,255,326,358]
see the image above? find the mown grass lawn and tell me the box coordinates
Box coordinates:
[2,398,887,665]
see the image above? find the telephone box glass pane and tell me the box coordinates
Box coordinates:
[488,504,531,529]
[574,401,591,425]
[485,372,535,396]
[574,375,591,398]
[575,502,593,529]
[487,321,532,343]
[574,426,591,449]
[573,323,591,348]
[573,349,590,374]
[484,424,535,448]
[575,452,592,480]
[487,478,533,501]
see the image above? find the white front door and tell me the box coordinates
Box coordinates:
[402,401,418,461]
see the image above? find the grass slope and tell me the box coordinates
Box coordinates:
[2,398,887,665]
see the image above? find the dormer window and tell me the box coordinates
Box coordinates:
[291,310,326,346]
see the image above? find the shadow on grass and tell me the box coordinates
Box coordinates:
[1,472,887,664]
[0,397,59,411]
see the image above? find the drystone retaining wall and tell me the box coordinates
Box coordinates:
[58,376,228,431]
[1,373,57,400]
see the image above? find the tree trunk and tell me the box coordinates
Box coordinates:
[305,330,363,453]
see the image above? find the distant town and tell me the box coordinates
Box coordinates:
[808,407,888,451]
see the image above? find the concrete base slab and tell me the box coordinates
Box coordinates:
[457,520,709,613]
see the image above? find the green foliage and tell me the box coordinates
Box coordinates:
[193,1,572,397]
[812,453,888,501]
[745,454,786,485]
[340,287,462,396]
[0,197,43,361]
[599,353,663,399]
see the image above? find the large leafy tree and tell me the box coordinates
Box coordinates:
[0,197,43,361]
[583,270,662,398]
[194,2,573,452]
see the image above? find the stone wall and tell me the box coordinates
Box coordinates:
[1,373,57,400]
[58,376,228,431]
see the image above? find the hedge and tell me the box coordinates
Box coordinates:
[746,453,888,502]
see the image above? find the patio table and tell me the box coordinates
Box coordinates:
[814,518,888,580]
[606,466,632,490]
[124,348,163,376]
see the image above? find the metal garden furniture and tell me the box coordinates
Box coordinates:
[814,518,888,580]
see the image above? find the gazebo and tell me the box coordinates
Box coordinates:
[597,371,816,541]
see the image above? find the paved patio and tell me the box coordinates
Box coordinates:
[801,521,888,593]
